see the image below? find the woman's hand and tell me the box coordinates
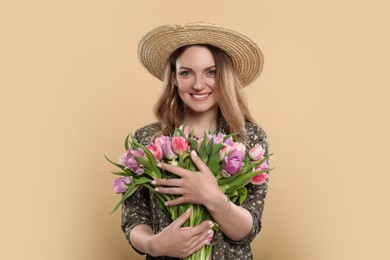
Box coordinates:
[149,208,214,258]
[153,150,223,207]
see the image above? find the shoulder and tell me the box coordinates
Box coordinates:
[134,122,162,145]
[245,121,269,149]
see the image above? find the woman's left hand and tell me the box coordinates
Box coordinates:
[152,150,222,207]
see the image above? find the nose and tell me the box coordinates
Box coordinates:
[192,75,205,90]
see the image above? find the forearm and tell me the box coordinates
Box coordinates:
[205,191,253,241]
[129,224,156,256]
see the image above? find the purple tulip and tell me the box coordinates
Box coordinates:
[119,148,145,175]
[210,132,226,144]
[222,153,244,176]
[113,176,132,193]
[162,139,178,160]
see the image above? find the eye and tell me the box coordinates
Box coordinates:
[179,71,191,77]
[207,70,216,77]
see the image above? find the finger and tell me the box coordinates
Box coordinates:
[158,161,188,177]
[165,196,187,206]
[172,208,192,228]
[190,219,214,236]
[187,229,213,256]
[190,150,209,172]
[155,186,182,195]
[152,178,182,187]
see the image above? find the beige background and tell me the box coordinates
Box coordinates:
[1,0,389,259]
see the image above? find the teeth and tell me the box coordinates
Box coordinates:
[193,94,209,98]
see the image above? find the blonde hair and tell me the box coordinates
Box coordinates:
[154,44,255,138]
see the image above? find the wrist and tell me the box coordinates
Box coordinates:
[146,234,159,257]
[205,189,227,213]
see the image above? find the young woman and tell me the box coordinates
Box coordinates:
[121,22,269,259]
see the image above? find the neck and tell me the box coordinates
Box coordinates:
[184,106,218,138]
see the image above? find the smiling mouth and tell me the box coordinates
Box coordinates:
[191,93,210,99]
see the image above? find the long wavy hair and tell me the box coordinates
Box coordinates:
[154,44,255,138]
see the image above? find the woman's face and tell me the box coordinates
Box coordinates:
[174,46,218,115]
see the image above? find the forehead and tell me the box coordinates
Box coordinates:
[176,46,215,68]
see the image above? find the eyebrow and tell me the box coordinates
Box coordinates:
[177,65,216,71]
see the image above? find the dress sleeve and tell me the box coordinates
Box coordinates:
[120,130,151,255]
[225,123,270,245]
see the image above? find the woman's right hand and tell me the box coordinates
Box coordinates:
[149,208,214,258]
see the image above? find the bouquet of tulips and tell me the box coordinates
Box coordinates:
[106,126,272,260]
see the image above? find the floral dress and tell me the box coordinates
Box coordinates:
[121,119,270,260]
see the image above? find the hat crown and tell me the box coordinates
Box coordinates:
[138,22,264,87]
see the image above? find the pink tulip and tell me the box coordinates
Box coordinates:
[219,145,232,160]
[147,143,163,161]
[113,176,132,193]
[179,125,190,138]
[172,136,189,155]
[249,144,265,161]
[251,173,268,185]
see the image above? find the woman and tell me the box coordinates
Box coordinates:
[122,22,269,259]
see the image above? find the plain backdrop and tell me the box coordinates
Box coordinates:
[1,0,389,259]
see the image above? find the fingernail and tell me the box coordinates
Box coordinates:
[191,150,197,156]
[186,208,191,213]
[205,239,211,245]
[157,162,162,167]
[207,229,213,235]
[155,187,159,192]
[209,221,214,228]
[151,180,156,185]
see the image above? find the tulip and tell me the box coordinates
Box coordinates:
[251,173,268,185]
[154,136,168,150]
[113,176,132,193]
[119,149,145,175]
[179,125,190,138]
[211,132,226,144]
[172,136,189,155]
[254,160,269,171]
[249,144,265,161]
[147,143,163,161]
[161,140,177,160]
[222,154,244,176]
[219,145,232,160]
[224,136,234,146]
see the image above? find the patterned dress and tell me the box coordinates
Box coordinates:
[121,119,270,260]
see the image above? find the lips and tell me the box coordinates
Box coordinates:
[190,93,211,101]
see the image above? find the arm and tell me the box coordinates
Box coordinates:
[130,208,213,258]
[122,129,213,257]
[154,124,270,243]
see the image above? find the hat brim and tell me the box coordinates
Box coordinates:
[137,22,264,87]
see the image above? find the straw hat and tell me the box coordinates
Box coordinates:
[137,22,264,87]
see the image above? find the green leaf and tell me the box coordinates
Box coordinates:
[105,155,125,171]
[110,171,131,176]
[199,135,208,164]
[124,134,130,150]
[110,184,139,213]
[134,176,152,185]
[223,132,237,142]
[132,139,162,179]
[237,187,248,205]
[206,137,214,156]
[188,138,199,153]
